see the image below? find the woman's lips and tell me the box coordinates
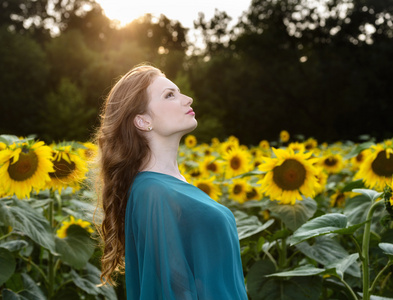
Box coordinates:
[186,109,195,115]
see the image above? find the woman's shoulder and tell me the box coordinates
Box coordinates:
[132,172,170,191]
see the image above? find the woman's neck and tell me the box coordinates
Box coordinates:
[140,135,186,181]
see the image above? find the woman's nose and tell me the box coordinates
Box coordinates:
[183,94,193,106]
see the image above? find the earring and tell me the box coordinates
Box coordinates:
[147,126,152,131]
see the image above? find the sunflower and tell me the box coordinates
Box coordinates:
[319,153,344,174]
[47,145,88,194]
[260,210,270,221]
[228,178,252,203]
[355,145,393,191]
[314,167,328,194]
[330,191,359,208]
[350,149,369,171]
[183,165,203,182]
[219,137,240,155]
[288,142,306,153]
[210,137,220,149]
[56,215,94,239]
[222,146,251,178]
[280,130,290,143]
[258,147,319,205]
[251,151,265,169]
[184,135,197,148]
[77,142,98,162]
[304,138,318,151]
[0,141,53,199]
[246,186,263,201]
[192,177,222,201]
[200,155,223,177]
[259,140,270,150]
[330,191,346,208]
[195,143,213,157]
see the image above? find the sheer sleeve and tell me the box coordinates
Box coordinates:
[127,179,198,300]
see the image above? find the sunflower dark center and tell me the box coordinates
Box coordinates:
[85,149,94,158]
[246,188,257,199]
[190,169,201,177]
[233,184,243,195]
[8,151,38,181]
[371,150,393,177]
[333,193,346,207]
[272,159,306,190]
[356,152,364,162]
[207,162,217,172]
[50,157,76,179]
[324,157,337,166]
[230,156,241,170]
[198,183,211,195]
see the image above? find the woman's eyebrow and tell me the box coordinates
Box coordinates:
[161,87,180,95]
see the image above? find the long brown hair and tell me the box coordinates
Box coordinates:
[94,65,163,285]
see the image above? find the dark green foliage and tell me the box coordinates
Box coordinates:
[0,0,392,144]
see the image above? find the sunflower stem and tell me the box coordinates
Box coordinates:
[19,254,48,285]
[350,235,364,261]
[335,275,359,300]
[48,191,56,299]
[278,221,287,269]
[362,200,384,300]
[369,260,393,295]
[0,231,13,241]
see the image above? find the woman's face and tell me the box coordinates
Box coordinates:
[145,75,197,137]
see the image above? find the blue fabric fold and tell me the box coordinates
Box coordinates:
[125,171,247,300]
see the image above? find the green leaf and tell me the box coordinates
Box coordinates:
[2,289,29,300]
[55,225,95,270]
[71,263,117,299]
[21,273,45,300]
[2,289,40,300]
[0,240,28,252]
[369,295,393,300]
[343,142,374,159]
[247,259,276,298]
[84,263,117,300]
[232,170,265,178]
[234,210,274,240]
[266,197,317,231]
[266,265,326,277]
[326,253,359,279]
[289,213,364,246]
[379,243,393,256]
[70,269,100,296]
[247,260,322,300]
[352,189,383,202]
[344,195,372,225]
[0,248,16,285]
[341,179,365,193]
[0,199,56,253]
[296,236,360,278]
[357,294,393,300]
[53,289,80,300]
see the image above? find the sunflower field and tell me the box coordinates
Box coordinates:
[1,132,393,299]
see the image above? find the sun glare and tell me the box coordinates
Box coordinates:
[96,0,250,29]
[97,0,155,26]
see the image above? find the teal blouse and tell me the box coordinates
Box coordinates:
[125,171,247,300]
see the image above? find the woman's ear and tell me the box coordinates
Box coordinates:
[134,114,152,131]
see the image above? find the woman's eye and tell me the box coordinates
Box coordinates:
[165,92,175,99]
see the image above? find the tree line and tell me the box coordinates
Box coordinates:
[0,0,392,145]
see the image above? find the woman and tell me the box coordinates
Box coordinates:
[96,64,247,299]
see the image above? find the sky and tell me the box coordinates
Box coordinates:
[96,0,252,30]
